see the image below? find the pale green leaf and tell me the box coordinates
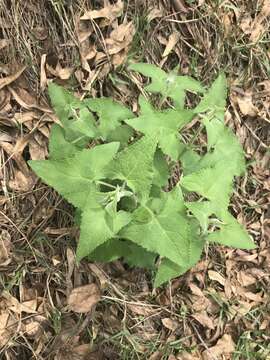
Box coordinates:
[29,142,120,209]
[154,220,204,287]
[129,63,205,108]
[125,96,193,160]
[199,118,246,176]
[105,136,157,202]
[49,124,79,160]
[120,187,193,267]
[153,149,169,187]
[185,201,215,232]
[207,212,255,249]
[195,73,227,118]
[181,162,233,211]
[85,97,134,139]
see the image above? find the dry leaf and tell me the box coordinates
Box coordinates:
[81,0,123,23]
[8,169,34,192]
[208,270,226,286]
[67,284,101,313]
[128,304,154,316]
[239,16,252,34]
[9,86,51,112]
[147,8,164,22]
[0,39,8,50]
[162,32,179,57]
[250,22,265,42]
[161,318,179,331]
[0,66,26,90]
[0,230,11,266]
[202,334,235,359]
[235,90,258,116]
[192,311,215,330]
[40,54,47,91]
[106,22,135,55]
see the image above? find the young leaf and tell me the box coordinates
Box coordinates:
[185,201,215,233]
[85,98,134,139]
[105,136,157,202]
[48,84,96,145]
[29,142,120,209]
[207,212,255,249]
[77,207,131,261]
[195,72,227,117]
[125,96,193,160]
[129,63,205,108]
[48,83,81,123]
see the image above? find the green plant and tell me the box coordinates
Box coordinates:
[29,63,255,287]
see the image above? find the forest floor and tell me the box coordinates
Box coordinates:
[0,0,269,359]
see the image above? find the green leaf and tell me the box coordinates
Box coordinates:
[153,149,169,187]
[195,73,227,118]
[179,147,201,175]
[207,212,255,250]
[124,242,157,268]
[185,201,215,233]
[120,187,194,267]
[77,207,131,261]
[106,124,134,147]
[88,239,156,268]
[29,142,120,209]
[48,83,95,146]
[154,220,204,287]
[49,124,80,160]
[48,83,81,123]
[105,136,157,202]
[199,118,246,176]
[129,63,205,108]
[125,96,193,160]
[85,97,134,139]
[180,162,233,211]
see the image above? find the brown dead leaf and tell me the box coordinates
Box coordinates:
[0,66,26,90]
[46,63,73,80]
[106,22,135,55]
[0,230,11,266]
[29,138,47,160]
[192,311,215,330]
[161,318,179,331]
[81,0,123,23]
[147,8,164,22]
[8,86,51,112]
[237,271,257,287]
[202,334,235,359]
[67,284,101,313]
[40,54,47,91]
[208,270,226,286]
[239,16,252,34]
[0,39,8,51]
[234,90,258,116]
[162,32,179,58]
[8,169,34,192]
[128,304,154,316]
[250,22,265,42]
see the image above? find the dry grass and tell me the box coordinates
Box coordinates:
[0,0,269,359]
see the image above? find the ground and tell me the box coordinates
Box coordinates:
[0,0,269,359]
